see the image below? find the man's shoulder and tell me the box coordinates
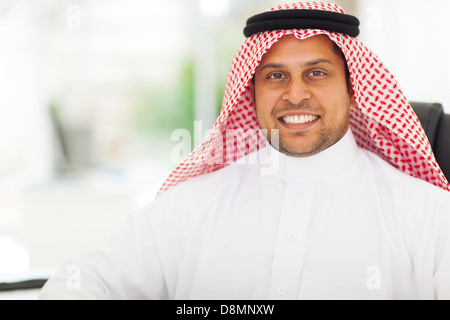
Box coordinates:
[157,158,262,201]
[360,148,450,199]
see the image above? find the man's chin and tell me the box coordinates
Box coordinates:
[278,147,322,158]
[276,139,328,158]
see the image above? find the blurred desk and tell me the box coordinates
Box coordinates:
[0,288,42,300]
[0,163,170,299]
[0,269,53,300]
[2,178,135,267]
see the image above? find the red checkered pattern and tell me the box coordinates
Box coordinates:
[158,1,449,195]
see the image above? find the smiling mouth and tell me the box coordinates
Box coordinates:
[281,114,320,125]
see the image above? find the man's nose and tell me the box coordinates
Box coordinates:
[282,78,312,105]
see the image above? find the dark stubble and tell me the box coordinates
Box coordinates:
[264,99,351,158]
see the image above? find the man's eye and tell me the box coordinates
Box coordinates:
[308,70,326,77]
[268,73,285,79]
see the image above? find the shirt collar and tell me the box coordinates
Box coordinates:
[259,128,359,183]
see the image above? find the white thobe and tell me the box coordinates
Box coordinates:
[39,129,450,300]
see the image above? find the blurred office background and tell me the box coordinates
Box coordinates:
[0,0,449,298]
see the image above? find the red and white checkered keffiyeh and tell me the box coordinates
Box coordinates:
[158,1,449,195]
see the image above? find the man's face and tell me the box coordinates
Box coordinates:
[250,34,355,157]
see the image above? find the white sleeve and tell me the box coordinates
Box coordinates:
[39,203,172,300]
[435,255,450,299]
[433,194,450,300]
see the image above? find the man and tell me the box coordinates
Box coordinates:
[40,2,450,300]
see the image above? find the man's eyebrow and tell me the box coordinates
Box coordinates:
[259,59,334,71]
[302,58,333,67]
[259,63,287,71]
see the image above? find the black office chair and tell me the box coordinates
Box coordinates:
[410,102,450,180]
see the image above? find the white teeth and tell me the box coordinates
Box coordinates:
[282,115,319,124]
